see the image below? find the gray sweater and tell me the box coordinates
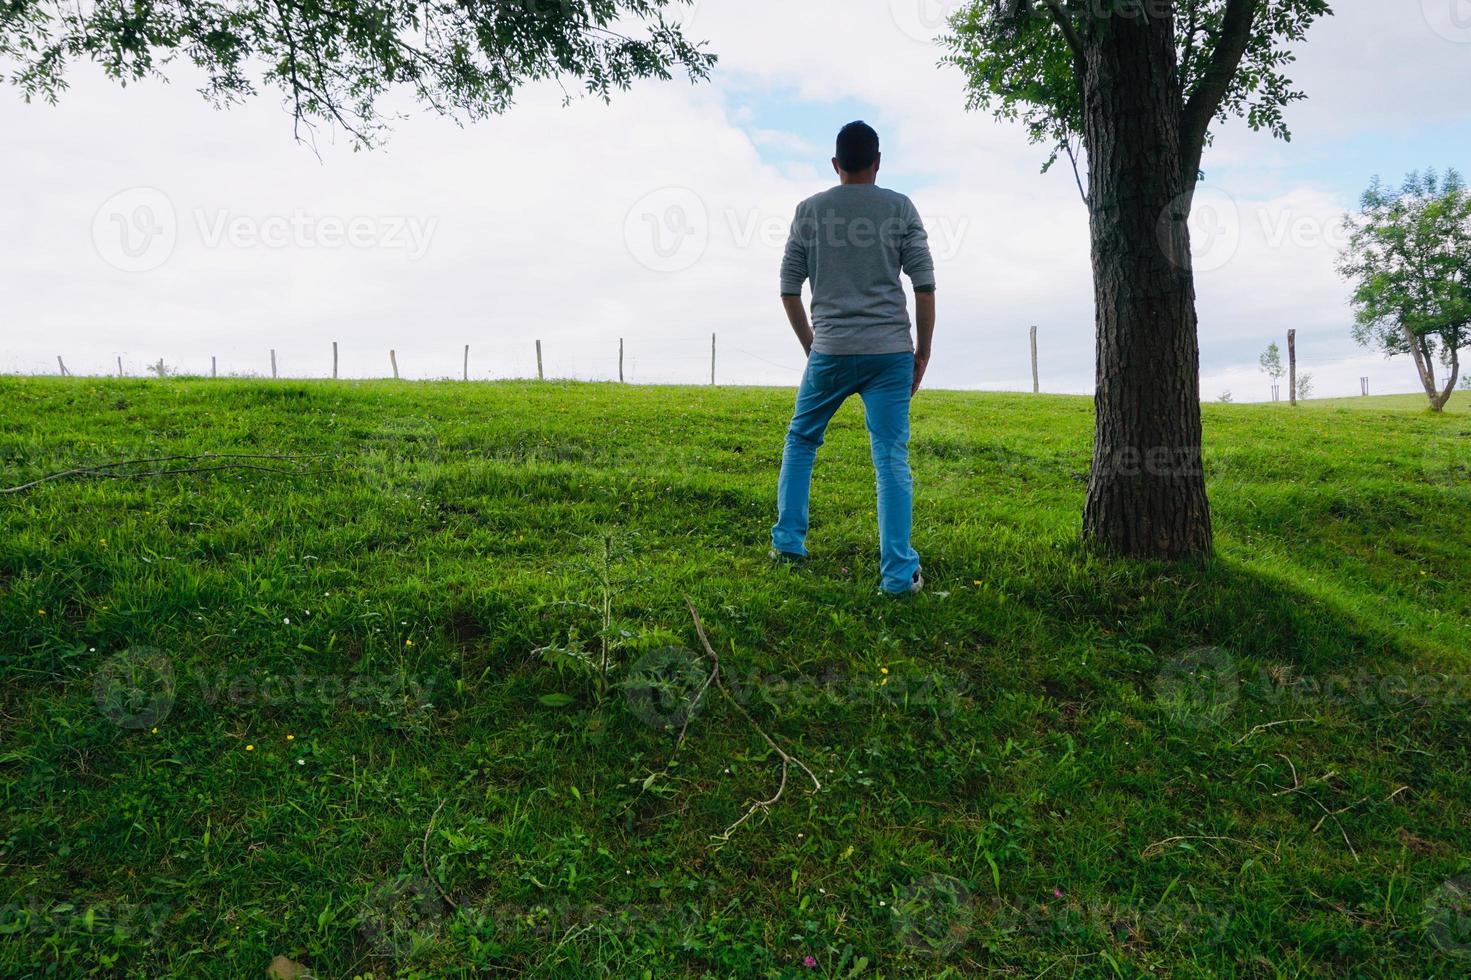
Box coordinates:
[779,184,936,356]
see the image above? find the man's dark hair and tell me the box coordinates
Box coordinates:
[835,121,880,173]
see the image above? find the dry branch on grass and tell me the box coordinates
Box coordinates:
[0,453,331,494]
[684,599,821,843]
[628,601,822,843]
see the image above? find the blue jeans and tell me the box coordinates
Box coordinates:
[771,351,920,593]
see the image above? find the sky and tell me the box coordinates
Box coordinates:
[2,0,1469,400]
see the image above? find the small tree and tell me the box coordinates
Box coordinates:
[1259,342,1285,400]
[1339,169,1471,413]
[1295,371,1313,401]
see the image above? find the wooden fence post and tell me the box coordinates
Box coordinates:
[270,349,278,379]
[57,356,69,377]
[1361,376,1369,396]
[619,338,624,383]
[117,356,124,377]
[333,341,339,380]
[211,356,217,379]
[390,350,399,380]
[1287,330,1297,407]
[536,340,543,380]
[463,344,470,382]
[710,332,716,386]
[1030,325,1039,394]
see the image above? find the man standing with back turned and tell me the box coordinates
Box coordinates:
[771,121,937,596]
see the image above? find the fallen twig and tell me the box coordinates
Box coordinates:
[1234,718,1313,745]
[1140,834,1279,861]
[684,599,821,844]
[1271,755,1361,863]
[1,452,331,494]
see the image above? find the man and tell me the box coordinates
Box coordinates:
[771,120,937,596]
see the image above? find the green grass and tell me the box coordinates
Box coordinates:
[2,377,1469,977]
[1300,393,1470,414]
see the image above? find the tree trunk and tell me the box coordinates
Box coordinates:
[1431,342,1459,413]
[1404,324,1448,411]
[1080,8,1212,559]
[1287,330,1297,407]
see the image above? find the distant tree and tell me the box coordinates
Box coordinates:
[0,0,714,146]
[943,0,1333,559]
[1259,342,1285,400]
[1217,390,1234,403]
[1339,170,1471,413]
[1295,371,1313,401]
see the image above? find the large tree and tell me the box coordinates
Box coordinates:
[1339,170,1471,413]
[1,0,713,146]
[944,0,1330,558]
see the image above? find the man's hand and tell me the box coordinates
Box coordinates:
[912,349,930,395]
[781,294,814,356]
[912,289,936,395]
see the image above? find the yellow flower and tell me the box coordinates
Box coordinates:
[286,734,295,741]
[405,639,413,647]
[37,609,46,616]
[245,744,255,752]
[880,667,889,675]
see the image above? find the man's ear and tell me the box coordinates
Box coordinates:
[832,157,842,177]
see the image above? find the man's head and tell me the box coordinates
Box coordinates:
[833,121,880,182]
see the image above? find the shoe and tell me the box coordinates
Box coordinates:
[883,570,923,597]
[769,548,806,565]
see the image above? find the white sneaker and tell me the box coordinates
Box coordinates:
[883,570,923,597]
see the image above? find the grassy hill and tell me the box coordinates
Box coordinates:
[1301,392,1470,414]
[2,377,1468,977]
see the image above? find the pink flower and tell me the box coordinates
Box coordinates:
[803,955,817,968]
[1053,888,1064,899]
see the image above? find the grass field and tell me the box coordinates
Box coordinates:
[2,377,1469,977]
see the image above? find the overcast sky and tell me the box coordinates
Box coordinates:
[3,0,1469,400]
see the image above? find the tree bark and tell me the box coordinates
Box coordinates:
[1403,324,1449,411]
[1432,342,1459,413]
[1080,6,1212,559]
[1287,329,1297,406]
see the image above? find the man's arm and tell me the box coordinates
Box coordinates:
[901,197,938,395]
[781,294,814,355]
[779,202,813,354]
[912,288,935,395]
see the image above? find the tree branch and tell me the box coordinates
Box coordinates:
[1180,0,1259,187]
[1040,0,1087,80]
